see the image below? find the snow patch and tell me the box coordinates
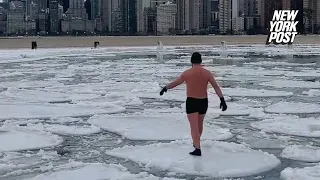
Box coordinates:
[88,113,232,141]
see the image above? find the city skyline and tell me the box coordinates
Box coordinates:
[0,0,319,36]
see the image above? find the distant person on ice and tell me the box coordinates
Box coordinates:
[159,52,227,156]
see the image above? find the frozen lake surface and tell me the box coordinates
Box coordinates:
[0,44,320,180]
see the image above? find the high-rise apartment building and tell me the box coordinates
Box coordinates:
[61,0,93,33]
[144,7,156,34]
[190,0,201,31]
[202,0,219,32]
[7,0,24,34]
[122,0,137,33]
[67,0,87,19]
[157,1,177,34]
[219,0,230,33]
[91,0,100,20]
[49,0,59,34]
[35,0,48,34]
[291,0,303,33]
[176,0,201,32]
[100,0,120,32]
[29,2,38,21]
[263,0,281,31]
[136,0,151,33]
[232,0,245,32]
[303,0,319,33]
[0,6,7,34]
[176,0,186,31]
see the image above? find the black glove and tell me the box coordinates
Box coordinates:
[159,86,167,96]
[220,97,227,111]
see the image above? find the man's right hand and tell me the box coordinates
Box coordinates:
[220,97,227,111]
[159,86,167,96]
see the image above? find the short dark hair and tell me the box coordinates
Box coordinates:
[191,52,202,64]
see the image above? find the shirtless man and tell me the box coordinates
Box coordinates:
[159,52,227,156]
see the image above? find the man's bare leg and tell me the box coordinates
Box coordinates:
[198,114,206,138]
[187,113,201,156]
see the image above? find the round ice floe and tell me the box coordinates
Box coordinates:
[280,163,320,180]
[251,117,320,137]
[221,88,293,97]
[235,98,272,108]
[281,145,320,162]
[88,113,232,141]
[24,163,181,180]
[106,140,280,178]
[302,89,320,97]
[75,93,143,106]
[216,75,277,82]
[0,104,125,120]
[22,123,102,136]
[3,89,73,103]
[237,130,291,149]
[285,71,320,77]
[49,117,82,123]
[259,80,320,88]
[265,102,320,114]
[0,80,63,89]
[209,66,285,76]
[244,61,316,67]
[48,81,160,95]
[211,103,261,116]
[0,150,59,173]
[20,63,69,68]
[0,131,62,152]
[143,107,185,114]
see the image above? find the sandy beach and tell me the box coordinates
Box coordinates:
[0,35,319,49]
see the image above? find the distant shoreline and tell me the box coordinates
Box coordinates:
[0,35,319,49]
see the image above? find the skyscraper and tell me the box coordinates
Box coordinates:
[60,0,69,12]
[61,0,92,33]
[100,0,121,32]
[291,0,303,33]
[136,0,151,33]
[189,0,201,31]
[122,0,137,33]
[35,0,48,33]
[202,0,219,32]
[219,0,230,34]
[91,0,100,20]
[49,0,59,34]
[176,0,186,31]
[7,0,25,34]
[36,0,47,12]
[176,0,201,32]
[157,1,177,34]
[68,0,87,19]
[232,0,245,32]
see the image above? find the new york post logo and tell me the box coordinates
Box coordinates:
[266,10,299,45]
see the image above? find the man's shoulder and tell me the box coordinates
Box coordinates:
[183,68,192,74]
[201,67,211,74]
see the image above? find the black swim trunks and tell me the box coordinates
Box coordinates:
[185,97,208,114]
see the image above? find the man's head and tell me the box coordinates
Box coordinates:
[191,52,202,64]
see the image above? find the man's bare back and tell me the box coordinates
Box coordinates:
[165,65,223,99]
